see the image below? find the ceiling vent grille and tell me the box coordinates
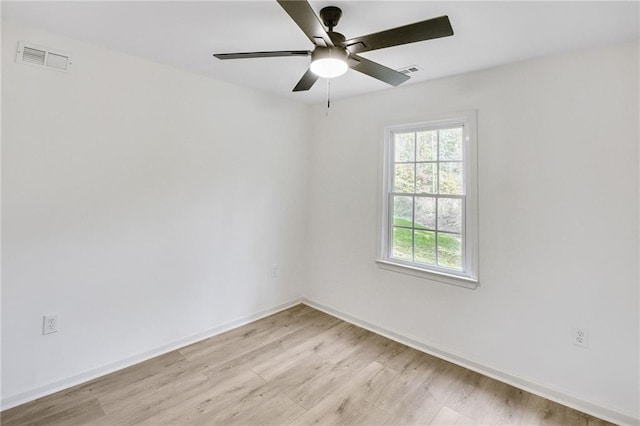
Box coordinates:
[16,42,72,72]
[397,65,423,75]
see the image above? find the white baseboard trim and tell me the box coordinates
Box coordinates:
[0,297,303,411]
[301,298,639,426]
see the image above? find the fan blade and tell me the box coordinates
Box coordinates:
[344,15,453,54]
[349,54,410,87]
[214,50,310,60]
[277,0,333,47]
[293,68,319,92]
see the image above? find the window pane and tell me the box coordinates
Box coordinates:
[439,127,463,161]
[417,130,437,161]
[394,132,415,162]
[393,196,413,227]
[394,164,415,193]
[415,197,435,230]
[437,198,462,233]
[439,162,463,194]
[392,227,413,260]
[437,233,462,270]
[415,230,436,265]
[416,163,436,194]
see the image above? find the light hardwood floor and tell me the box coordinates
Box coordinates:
[1,304,613,425]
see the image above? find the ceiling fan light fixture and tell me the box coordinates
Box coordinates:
[310,46,348,78]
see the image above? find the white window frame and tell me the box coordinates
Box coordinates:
[377,110,478,289]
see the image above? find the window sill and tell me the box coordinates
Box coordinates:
[375,259,479,289]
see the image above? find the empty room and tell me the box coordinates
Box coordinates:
[1,1,639,425]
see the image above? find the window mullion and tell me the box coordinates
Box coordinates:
[412,132,417,262]
[435,197,439,266]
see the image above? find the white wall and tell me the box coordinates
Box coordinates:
[304,42,639,422]
[1,21,309,405]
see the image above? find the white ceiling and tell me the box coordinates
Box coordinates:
[3,1,638,105]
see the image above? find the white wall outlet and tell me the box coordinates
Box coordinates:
[43,314,58,335]
[572,327,588,348]
[270,265,278,279]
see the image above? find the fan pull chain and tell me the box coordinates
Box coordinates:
[326,79,331,114]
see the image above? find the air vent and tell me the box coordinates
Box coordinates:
[21,46,46,66]
[397,65,423,75]
[16,42,72,72]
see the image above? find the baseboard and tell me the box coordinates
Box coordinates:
[0,297,303,411]
[301,298,639,426]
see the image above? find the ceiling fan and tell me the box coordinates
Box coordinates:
[213,1,454,92]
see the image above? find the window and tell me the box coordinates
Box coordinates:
[378,111,478,287]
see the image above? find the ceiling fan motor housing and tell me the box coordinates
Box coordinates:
[311,46,347,63]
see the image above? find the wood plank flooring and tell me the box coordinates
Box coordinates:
[1,304,613,425]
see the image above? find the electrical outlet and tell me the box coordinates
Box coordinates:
[43,314,58,335]
[271,265,278,279]
[572,327,588,348]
